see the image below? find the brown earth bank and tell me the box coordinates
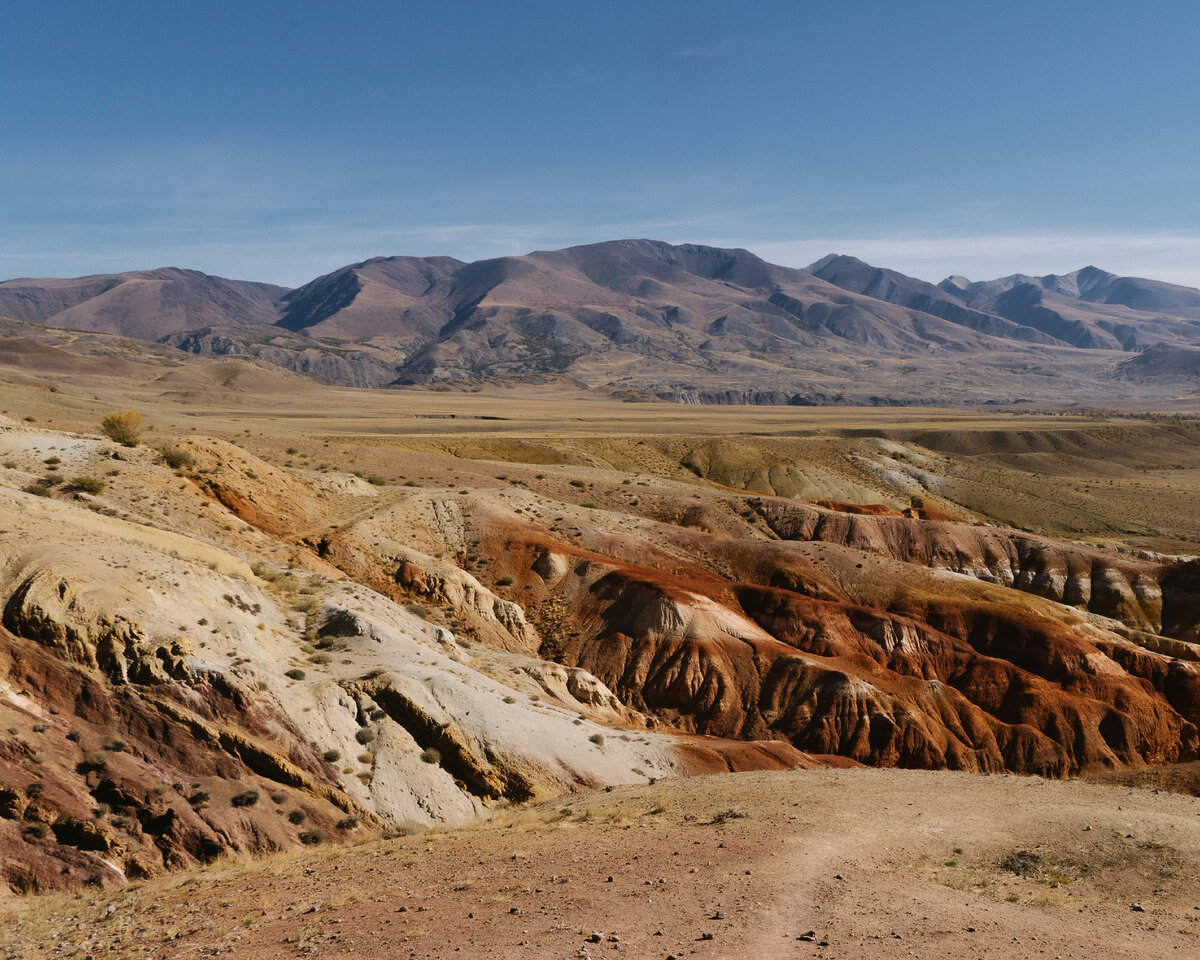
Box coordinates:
[3,768,1198,959]
[1,400,1200,895]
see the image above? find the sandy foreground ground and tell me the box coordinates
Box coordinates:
[2,768,1197,960]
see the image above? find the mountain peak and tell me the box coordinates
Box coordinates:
[806,253,851,273]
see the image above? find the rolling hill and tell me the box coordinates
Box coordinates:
[5,242,1200,404]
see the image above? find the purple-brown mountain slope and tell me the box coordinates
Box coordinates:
[5,242,1200,402]
[935,266,1200,351]
[0,268,287,340]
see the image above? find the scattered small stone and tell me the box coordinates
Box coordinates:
[834,873,844,880]
[698,932,715,941]
[712,911,725,920]
[1131,903,1146,912]
[798,931,816,942]
[586,932,603,943]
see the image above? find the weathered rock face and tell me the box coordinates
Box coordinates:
[532,557,1197,778]
[3,413,1200,893]
[333,487,1194,782]
[751,498,1169,631]
[0,423,814,894]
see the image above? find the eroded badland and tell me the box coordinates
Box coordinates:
[1,361,1198,958]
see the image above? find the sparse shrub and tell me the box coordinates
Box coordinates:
[44,456,60,465]
[26,782,44,798]
[100,410,146,446]
[67,476,106,494]
[286,447,298,455]
[403,479,418,487]
[284,668,306,680]
[5,726,17,736]
[187,789,210,807]
[354,728,374,744]
[32,722,50,733]
[159,446,194,470]
[30,753,45,764]
[569,479,586,488]
[93,803,112,817]
[270,791,287,805]
[337,816,359,830]
[496,576,514,587]
[322,748,341,762]
[22,483,52,497]
[420,748,441,765]
[79,752,108,773]
[358,751,373,764]
[581,502,598,509]
[25,821,51,839]
[503,695,517,704]
[299,828,325,845]
[2,460,16,469]
[366,475,385,486]
[588,733,605,746]
[231,788,260,807]
[287,808,307,824]
[111,814,131,829]
[103,739,126,752]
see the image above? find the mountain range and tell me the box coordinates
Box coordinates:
[4,240,1200,404]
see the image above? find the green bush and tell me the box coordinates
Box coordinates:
[22,483,52,497]
[231,788,260,807]
[284,668,306,680]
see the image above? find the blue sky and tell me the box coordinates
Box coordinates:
[2,0,1199,287]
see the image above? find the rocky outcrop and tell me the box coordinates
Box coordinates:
[751,498,1170,632]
